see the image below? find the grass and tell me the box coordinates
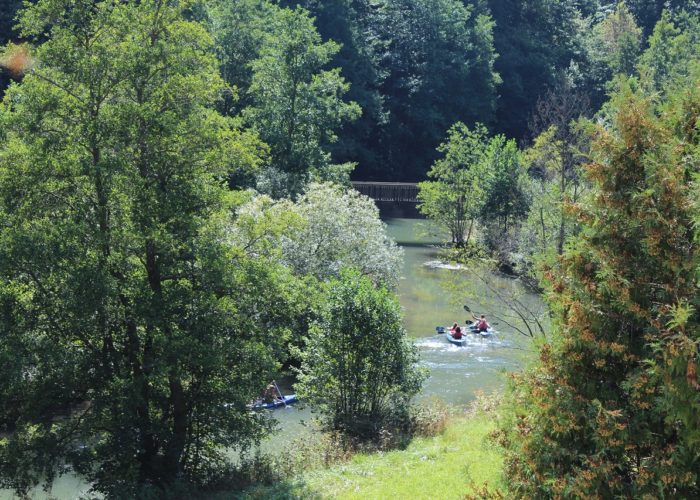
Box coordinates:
[239,407,504,499]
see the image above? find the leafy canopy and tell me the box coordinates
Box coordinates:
[0,0,283,496]
[296,268,425,440]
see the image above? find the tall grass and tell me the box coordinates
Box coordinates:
[238,395,505,499]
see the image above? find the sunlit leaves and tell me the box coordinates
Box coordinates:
[295,268,424,439]
[230,182,402,288]
[503,73,700,497]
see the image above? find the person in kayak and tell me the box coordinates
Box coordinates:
[262,382,283,404]
[450,322,459,333]
[474,314,490,332]
[451,326,463,339]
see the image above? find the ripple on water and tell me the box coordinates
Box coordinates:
[414,335,509,352]
[422,260,465,270]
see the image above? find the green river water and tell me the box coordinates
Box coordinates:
[2,217,541,499]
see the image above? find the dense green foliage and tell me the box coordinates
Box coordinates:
[296,269,424,439]
[520,126,583,260]
[0,1,295,495]
[228,182,405,364]
[489,0,587,138]
[0,1,418,495]
[2,0,700,496]
[417,123,490,246]
[418,123,529,254]
[3,0,698,180]
[243,7,360,195]
[207,1,360,196]
[503,73,700,497]
[280,0,499,181]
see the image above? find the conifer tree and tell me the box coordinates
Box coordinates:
[503,78,700,496]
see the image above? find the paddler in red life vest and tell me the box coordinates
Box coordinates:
[474,314,490,332]
[451,325,463,339]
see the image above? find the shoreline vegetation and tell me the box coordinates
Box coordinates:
[234,394,504,500]
[1,0,700,496]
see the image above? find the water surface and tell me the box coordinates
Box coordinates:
[386,218,538,406]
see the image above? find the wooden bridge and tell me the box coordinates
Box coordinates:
[351,181,419,203]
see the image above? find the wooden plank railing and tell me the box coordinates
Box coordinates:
[351,181,419,203]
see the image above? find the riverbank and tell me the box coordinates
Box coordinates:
[238,396,505,499]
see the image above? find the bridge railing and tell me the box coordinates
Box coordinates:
[351,181,419,203]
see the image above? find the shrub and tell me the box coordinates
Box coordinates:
[296,268,426,441]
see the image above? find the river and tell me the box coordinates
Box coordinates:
[1,217,541,499]
[270,216,540,442]
[386,217,538,404]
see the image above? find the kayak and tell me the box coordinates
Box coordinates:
[467,324,495,337]
[253,394,298,410]
[436,326,469,345]
[445,332,467,346]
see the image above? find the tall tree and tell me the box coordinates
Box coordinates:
[503,78,700,497]
[282,0,499,181]
[417,123,490,246]
[638,10,700,95]
[275,0,388,176]
[528,80,591,255]
[244,5,361,197]
[0,0,278,495]
[480,135,529,234]
[581,1,643,107]
[488,0,586,139]
[376,0,499,180]
[206,0,278,115]
[521,125,585,260]
[622,0,700,35]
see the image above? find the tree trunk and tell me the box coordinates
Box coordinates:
[540,207,546,252]
[466,218,474,244]
[558,159,566,255]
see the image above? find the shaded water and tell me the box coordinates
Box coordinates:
[2,217,542,499]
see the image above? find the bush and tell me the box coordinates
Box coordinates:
[296,268,426,441]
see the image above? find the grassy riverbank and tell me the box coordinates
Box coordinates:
[240,403,504,499]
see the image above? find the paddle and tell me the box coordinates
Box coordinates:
[464,304,499,328]
[271,380,287,408]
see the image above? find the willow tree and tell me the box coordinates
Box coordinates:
[0,0,278,496]
[503,79,700,496]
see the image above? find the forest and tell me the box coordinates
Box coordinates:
[1,0,700,498]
